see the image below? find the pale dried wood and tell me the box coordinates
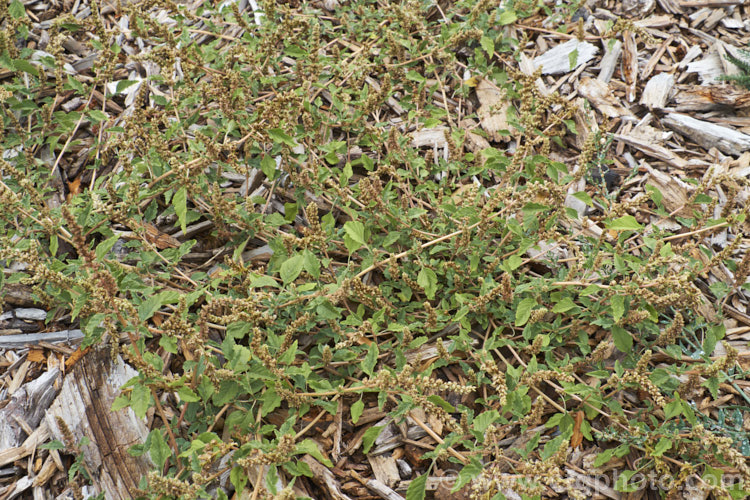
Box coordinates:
[578,76,634,117]
[0,368,59,450]
[367,454,400,488]
[643,163,694,218]
[565,469,621,500]
[300,455,353,500]
[642,35,673,79]
[0,329,84,349]
[518,52,549,95]
[365,76,404,115]
[32,455,60,488]
[662,112,750,156]
[612,133,689,168]
[685,51,725,84]
[532,39,599,76]
[45,347,153,499]
[364,477,404,500]
[622,30,639,102]
[7,360,32,395]
[0,421,50,468]
[640,72,675,108]
[475,79,510,142]
[598,39,622,83]
[411,127,450,156]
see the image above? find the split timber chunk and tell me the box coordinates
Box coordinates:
[45,347,153,499]
[578,77,634,118]
[662,113,750,156]
[640,73,674,109]
[0,369,60,451]
[532,39,598,75]
[475,79,510,142]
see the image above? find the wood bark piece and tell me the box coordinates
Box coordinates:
[0,368,60,450]
[0,421,50,467]
[45,347,153,499]
[643,163,693,217]
[532,39,598,75]
[475,79,510,142]
[565,468,620,500]
[675,85,750,110]
[367,454,400,488]
[365,477,404,500]
[598,39,622,83]
[0,329,84,349]
[300,455,353,500]
[662,112,750,156]
[685,51,725,84]
[612,133,688,168]
[578,77,634,118]
[640,72,674,108]
[622,30,638,102]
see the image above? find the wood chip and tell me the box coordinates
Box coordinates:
[475,79,510,142]
[578,76,634,117]
[662,112,750,156]
[45,347,153,499]
[532,39,599,75]
[640,72,674,108]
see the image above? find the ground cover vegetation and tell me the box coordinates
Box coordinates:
[1,0,749,498]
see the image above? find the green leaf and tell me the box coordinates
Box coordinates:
[302,249,321,279]
[96,235,119,260]
[572,191,593,207]
[67,75,86,94]
[504,255,523,271]
[515,297,536,326]
[552,297,577,313]
[173,187,187,234]
[267,128,297,147]
[480,36,494,57]
[87,110,109,123]
[615,470,641,492]
[12,59,38,76]
[362,342,378,376]
[606,215,643,231]
[344,221,366,245]
[651,437,672,457]
[148,430,171,469]
[260,390,281,418]
[131,383,151,419]
[250,274,280,288]
[405,473,427,500]
[351,399,364,424]
[611,326,632,353]
[452,459,483,492]
[230,466,247,493]
[138,295,163,322]
[260,154,277,180]
[362,425,385,454]
[177,386,200,403]
[498,9,517,25]
[610,295,625,322]
[417,268,438,300]
[9,0,26,18]
[568,48,579,70]
[40,440,66,451]
[593,448,614,468]
[296,439,333,467]
[426,394,455,413]
[472,410,499,434]
[280,254,304,284]
[115,79,138,93]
